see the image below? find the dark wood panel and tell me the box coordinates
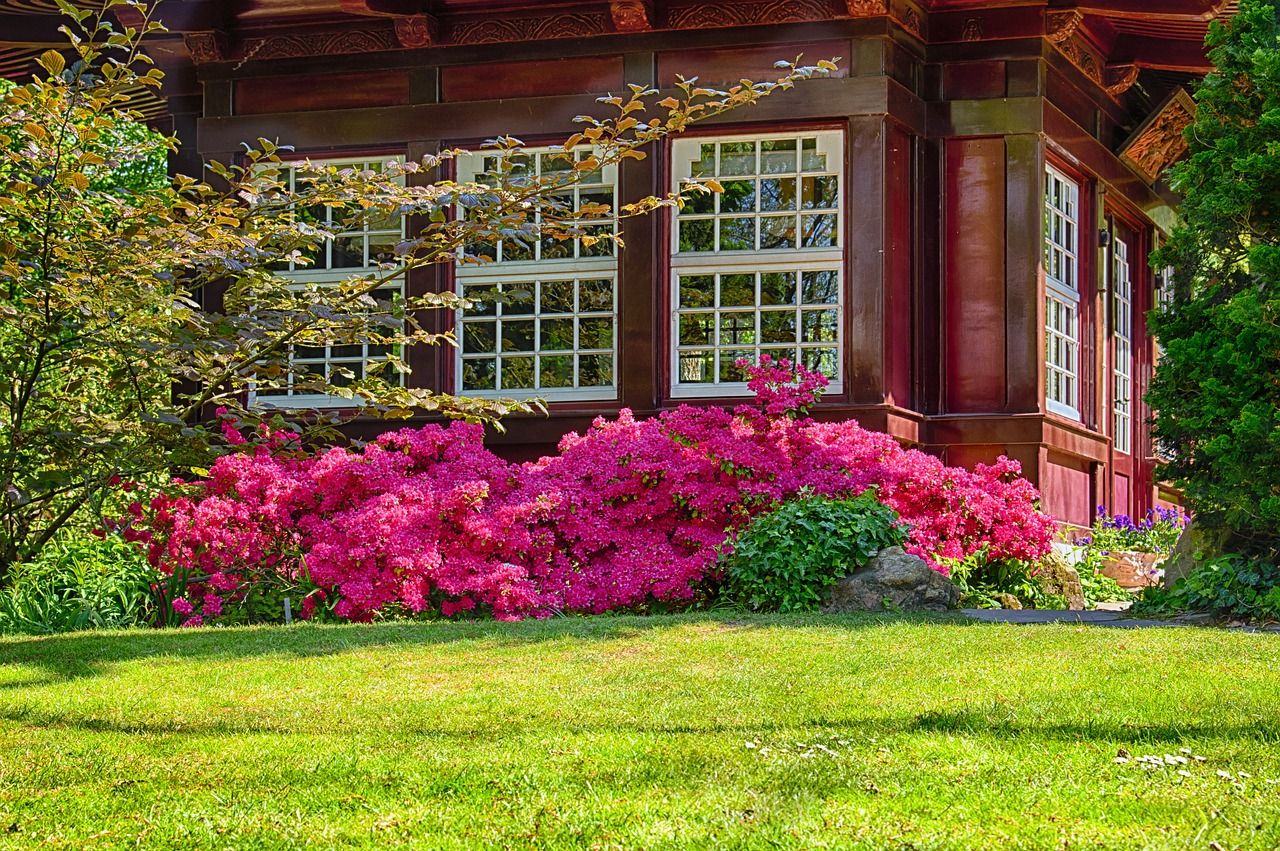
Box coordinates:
[198,76,894,154]
[927,96,1043,138]
[1004,133,1042,414]
[942,60,1006,100]
[848,115,887,406]
[235,71,410,115]
[885,121,913,409]
[943,136,1006,413]
[442,56,624,102]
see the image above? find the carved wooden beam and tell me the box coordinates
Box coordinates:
[339,0,427,17]
[1114,34,1213,73]
[393,14,438,48]
[610,0,653,32]
[1066,0,1228,23]
[183,30,228,63]
[1119,88,1196,183]
[844,0,888,15]
[1105,63,1139,96]
[1046,10,1084,44]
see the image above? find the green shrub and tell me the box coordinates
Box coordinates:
[948,550,1067,610]
[0,532,156,635]
[724,492,906,613]
[1141,554,1280,621]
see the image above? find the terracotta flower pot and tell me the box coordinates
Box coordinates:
[1099,551,1164,589]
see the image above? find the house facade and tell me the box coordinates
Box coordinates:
[1,0,1226,527]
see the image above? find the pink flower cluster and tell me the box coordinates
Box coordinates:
[133,359,1057,622]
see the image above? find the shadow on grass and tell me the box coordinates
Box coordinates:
[0,611,977,686]
[2,701,1277,747]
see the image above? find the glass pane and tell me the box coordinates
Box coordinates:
[463,358,496,391]
[367,233,398,266]
[463,320,497,354]
[683,189,714,215]
[578,354,613,387]
[760,216,797,250]
[500,356,535,389]
[692,143,716,177]
[802,309,839,343]
[802,347,837,377]
[329,361,363,387]
[761,139,798,174]
[678,218,714,252]
[540,355,574,388]
[719,274,755,308]
[540,151,573,177]
[331,345,363,358]
[581,224,614,258]
[580,188,614,217]
[679,313,714,346]
[719,217,755,251]
[503,237,534,262]
[679,275,715,309]
[332,235,364,268]
[801,175,839,209]
[720,141,756,176]
[760,178,796,212]
[678,349,713,383]
[802,270,839,304]
[579,279,613,312]
[501,320,535,352]
[719,350,754,382]
[541,280,575,314]
[720,180,756,214]
[541,233,574,261]
[760,310,797,344]
[760,272,796,306]
[295,346,325,361]
[540,318,574,351]
[800,213,838,247]
[502,286,535,315]
[579,317,614,349]
[719,312,756,345]
[801,137,826,172]
[467,240,497,262]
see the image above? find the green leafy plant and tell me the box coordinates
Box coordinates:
[1141,553,1280,621]
[947,549,1069,610]
[0,530,156,634]
[723,492,906,613]
[1075,553,1135,608]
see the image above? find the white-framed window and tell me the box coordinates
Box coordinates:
[670,131,844,397]
[255,157,406,409]
[454,149,618,400]
[1044,165,1080,420]
[1112,238,1132,454]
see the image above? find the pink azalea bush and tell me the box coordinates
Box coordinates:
[129,357,1057,623]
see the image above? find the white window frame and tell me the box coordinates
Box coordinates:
[1044,164,1081,420]
[453,148,619,401]
[253,156,407,410]
[669,130,845,398]
[1112,238,1133,454]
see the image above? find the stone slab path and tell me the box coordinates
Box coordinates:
[959,609,1187,628]
[960,608,1280,631]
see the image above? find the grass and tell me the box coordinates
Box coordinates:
[0,613,1278,850]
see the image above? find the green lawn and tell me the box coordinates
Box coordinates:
[1,614,1278,850]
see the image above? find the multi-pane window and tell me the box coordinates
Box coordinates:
[454,149,618,399]
[671,132,843,396]
[1044,165,1080,419]
[256,158,405,408]
[1112,239,1133,454]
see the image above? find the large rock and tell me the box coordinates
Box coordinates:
[1035,551,1085,610]
[822,546,959,613]
[1163,521,1231,589]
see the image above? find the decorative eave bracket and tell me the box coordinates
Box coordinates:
[1118,88,1197,184]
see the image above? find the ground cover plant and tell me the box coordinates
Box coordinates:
[127,359,1057,624]
[1,614,1278,850]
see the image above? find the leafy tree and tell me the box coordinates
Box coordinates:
[1149,0,1280,548]
[0,0,833,577]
